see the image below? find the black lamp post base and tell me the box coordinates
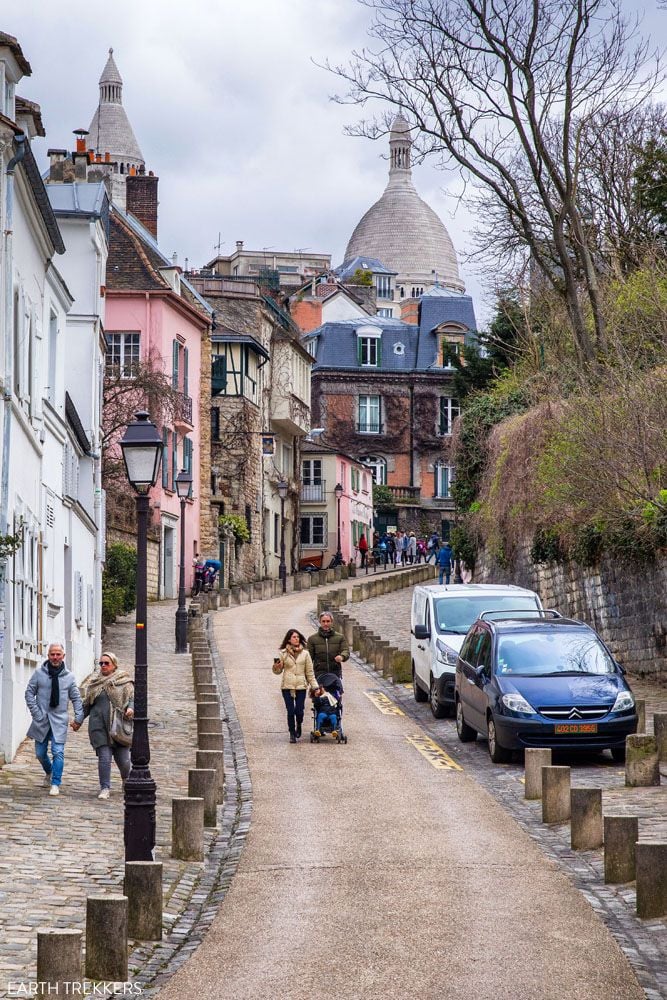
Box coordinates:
[124,766,157,862]
[175,606,189,654]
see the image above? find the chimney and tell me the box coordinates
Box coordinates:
[73,127,88,153]
[236,240,244,252]
[73,151,89,182]
[126,172,159,238]
[47,149,68,183]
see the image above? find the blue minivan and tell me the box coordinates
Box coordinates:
[454,613,637,763]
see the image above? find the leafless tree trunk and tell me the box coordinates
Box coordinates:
[329,0,662,361]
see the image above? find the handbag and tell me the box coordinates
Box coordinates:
[109,704,134,746]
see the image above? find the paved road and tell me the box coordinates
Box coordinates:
[158,589,643,1000]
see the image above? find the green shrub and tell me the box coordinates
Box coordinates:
[219,513,250,543]
[451,523,478,572]
[372,484,395,510]
[102,542,137,625]
[570,523,605,567]
[529,528,564,564]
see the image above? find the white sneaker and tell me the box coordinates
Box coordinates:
[97,788,110,800]
[49,785,59,796]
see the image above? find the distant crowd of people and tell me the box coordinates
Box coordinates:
[355,530,469,584]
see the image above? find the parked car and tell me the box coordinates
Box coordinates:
[454,613,637,763]
[410,584,543,718]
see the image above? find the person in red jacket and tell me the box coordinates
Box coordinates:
[358,533,369,568]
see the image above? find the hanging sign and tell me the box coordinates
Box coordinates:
[261,434,275,456]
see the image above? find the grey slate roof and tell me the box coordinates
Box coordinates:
[335,256,397,280]
[416,287,477,368]
[47,181,108,218]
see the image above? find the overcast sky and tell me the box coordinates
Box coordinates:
[7,1,667,329]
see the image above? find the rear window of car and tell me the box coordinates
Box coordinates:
[496,629,616,676]
[434,595,540,635]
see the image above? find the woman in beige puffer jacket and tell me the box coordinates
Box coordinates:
[275,628,317,743]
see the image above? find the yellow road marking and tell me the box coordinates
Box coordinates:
[364,690,405,716]
[405,732,463,771]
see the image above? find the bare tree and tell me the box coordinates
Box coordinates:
[329,0,662,361]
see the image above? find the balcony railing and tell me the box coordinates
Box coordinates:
[301,481,326,502]
[175,392,193,426]
[356,422,383,434]
[386,485,421,502]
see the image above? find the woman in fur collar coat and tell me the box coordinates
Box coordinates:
[78,651,134,800]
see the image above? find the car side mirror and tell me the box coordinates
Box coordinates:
[476,664,488,678]
[615,660,626,675]
[413,625,430,640]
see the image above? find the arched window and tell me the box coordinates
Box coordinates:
[434,462,455,499]
[360,456,387,486]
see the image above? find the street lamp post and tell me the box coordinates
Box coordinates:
[174,468,193,654]
[334,482,343,566]
[277,478,288,593]
[120,410,163,862]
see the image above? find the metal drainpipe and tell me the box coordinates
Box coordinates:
[409,384,414,487]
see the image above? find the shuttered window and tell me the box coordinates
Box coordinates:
[172,340,179,388]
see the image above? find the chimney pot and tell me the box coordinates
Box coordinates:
[236,240,244,251]
[125,172,159,239]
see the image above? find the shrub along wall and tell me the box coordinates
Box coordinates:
[475,541,667,679]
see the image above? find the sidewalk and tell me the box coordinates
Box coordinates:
[0,601,217,997]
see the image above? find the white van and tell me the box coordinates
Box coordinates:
[411,584,543,718]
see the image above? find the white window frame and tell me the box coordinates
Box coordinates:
[358,394,381,434]
[360,456,387,486]
[435,463,455,499]
[302,459,322,485]
[106,331,140,377]
[438,396,461,436]
[300,514,327,547]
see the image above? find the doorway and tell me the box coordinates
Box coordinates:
[163,526,175,599]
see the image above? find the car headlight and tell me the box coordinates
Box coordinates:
[611,690,635,713]
[501,693,535,715]
[435,641,458,666]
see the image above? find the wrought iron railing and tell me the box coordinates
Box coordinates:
[301,481,326,502]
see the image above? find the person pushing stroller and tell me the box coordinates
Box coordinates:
[310,672,347,743]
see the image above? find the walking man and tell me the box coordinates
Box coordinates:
[25,643,84,796]
[307,612,350,681]
[437,541,454,585]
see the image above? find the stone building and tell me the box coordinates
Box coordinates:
[204,242,331,293]
[186,273,312,587]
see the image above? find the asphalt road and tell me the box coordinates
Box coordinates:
[157,589,644,1000]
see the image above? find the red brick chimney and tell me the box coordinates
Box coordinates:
[126,171,159,238]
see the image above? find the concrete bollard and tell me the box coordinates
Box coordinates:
[636,699,646,734]
[198,732,224,752]
[197,717,223,736]
[604,816,638,883]
[124,861,163,941]
[193,666,213,686]
[636,842,667,918]
[188,768,218,827]
[172,797,205,861]
[524,748,552,799]
[351,585,363,603]
[37,928,82,993]
[654,713,667,761]
[196,749,225,804]
[326,568,335,583]
[541,766,571,824]
[625,734,660,787]
[570,788,603,850]
[391,650,412,684]
[196,701,220,721]
[333,566,342,582]
[85,895,128,982]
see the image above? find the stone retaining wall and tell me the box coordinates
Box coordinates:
[476,542,667,679]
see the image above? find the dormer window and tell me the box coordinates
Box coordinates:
[356,326,382,368]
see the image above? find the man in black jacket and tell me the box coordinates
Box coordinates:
[307,612,350,680]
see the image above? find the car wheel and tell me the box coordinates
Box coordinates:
[611,746,626,763]
[430,676,448,719]
[413,664,428,703]
[456,698,477,742]
[487,715,511,763]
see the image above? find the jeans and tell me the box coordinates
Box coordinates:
[316,710,338,731]
[439,568,451,585]
[282,689,307,736]
[35,728,65,786]
[96,744,132,790]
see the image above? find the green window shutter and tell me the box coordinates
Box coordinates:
[172,340,179,388]
[172,431,178,490]
[376,338,382,368]
[187,437,193,474]
[183,347,189,397]
[162,429,168,489]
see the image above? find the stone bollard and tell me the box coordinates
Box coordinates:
[197,749,225,804]
[326,568,335,583]
[124,861,163,940]
[391,650,412,684]
[193,666,213,686]
[570,788,603,850]
[541,766,571,824]
[604,816,638,883]
[636,842,667,918]
[341,564,349,580]
[351,585,363,603]
[85,895,128,982]
[197,716,223,736]
[636,699,646,734]
[654,714,667,762]
[625,734,660,787]
[188,768,218,827]
[198,732,224,752]
[172,797,204,861]
[372,640,390,672]
[333,566,342,582]
[524,748,552,799]
[218,589,231,609]
[37,928,82,993]
[196,701,220,722]
[381,646,399,680]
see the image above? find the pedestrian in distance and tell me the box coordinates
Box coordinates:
[25,643,84,796]
[416,537,427,563]
[273,629,317,743]
[358,532,369,568]
[78,651,135,800]
[307,611,350,681]
[401,530,410,565]
[427,532,440,564]
[437,541,454,585]
[407,531,417,564]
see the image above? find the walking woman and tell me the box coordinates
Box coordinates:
[274,628,317,743]
[78,652,134,799]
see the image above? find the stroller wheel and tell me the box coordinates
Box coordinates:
[343,736,349,744]
[309,733,315,743]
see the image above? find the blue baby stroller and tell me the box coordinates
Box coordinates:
[310,672,348,744]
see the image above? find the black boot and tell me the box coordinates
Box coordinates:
[296,720,302,739]
[289,733,297,744]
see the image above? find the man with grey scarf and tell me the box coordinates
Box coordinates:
[25,643,84,796]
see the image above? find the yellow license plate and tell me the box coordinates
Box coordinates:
[554,723,598,734]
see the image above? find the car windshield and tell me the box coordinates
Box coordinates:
[434,595,540,635]
[497,630,616,676]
